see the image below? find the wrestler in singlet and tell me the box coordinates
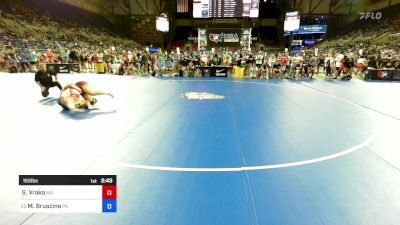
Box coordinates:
[57,81,111,111]
[58,84,83,110]
[75,81,88,89]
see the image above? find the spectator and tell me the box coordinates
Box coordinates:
[7,54,19,73]
[61,49,69,63]
[18,49,30,72]
[28,49,38,71]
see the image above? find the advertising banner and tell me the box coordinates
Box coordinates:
[284,25,327,36]
[291,40,303,47]
[206,29,242,49]
[46,63,79,73]
[367,69,400,80]
[297,25,327,34]
[200,66,229,77]
[303,39,316,46]
[392,70,400,80]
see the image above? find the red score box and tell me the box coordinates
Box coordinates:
[102,185,117,199]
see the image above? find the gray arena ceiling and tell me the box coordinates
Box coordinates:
[59,0,400,16]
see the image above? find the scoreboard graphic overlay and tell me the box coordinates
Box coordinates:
[19,175,117,213]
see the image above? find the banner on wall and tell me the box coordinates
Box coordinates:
[291,40,303,47]
[367,69,400,80]
[297,25,327,34]
[284,25,327,36]
[205,29,242,49]
[46,63,79,73]
[303,39,316,46]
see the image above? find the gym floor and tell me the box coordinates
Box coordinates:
[0,73,399,225]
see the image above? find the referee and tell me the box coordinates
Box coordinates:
[35,64,62,97]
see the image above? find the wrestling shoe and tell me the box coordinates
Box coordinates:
[90,98,98,105]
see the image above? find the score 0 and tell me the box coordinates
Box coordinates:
[102,185,117,213]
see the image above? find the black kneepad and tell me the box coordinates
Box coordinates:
[42,89,49,97]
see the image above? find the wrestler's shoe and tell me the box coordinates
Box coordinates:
[91,98,98,105]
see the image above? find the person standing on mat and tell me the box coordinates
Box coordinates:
[35,64,62,97]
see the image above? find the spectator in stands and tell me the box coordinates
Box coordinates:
[245,52,253,75]
[324,52,335,78]
[80,51,88,72]
[341,55,353,80]
[364,55,377,80]
[317,55,324,74]
[382,56,395,69]
[121,50,128,64]
[28,49,38,71]
[95,49,103,64]
[368,56,378,69]
[255,51,264,77]
[150,52,158,73]
[46,49,55,63]
[334,52,345,79]
[69,49,79,63]
[141,51,150,74]
[308,54,317,79]
[394,56,400,70]
[7,54,19,73]
[39,52,47,64]
[380,55,391,69]
[211,53,221,66]
[2,0,398,79]
[118,63,125,75]
[113,53,124,74]
[61,49,69,63]
[172,52,181,76]
[279,53,289,78]
[200,51,208,67]
[267,54,276,78]
[187,60,195,77]
[235,51,243,67]
[0,52,8,70]
[103,49,112,73]
[272,60,281,79]
[89,51,96,71]
[356,54,367,77]
[223,51,232,66]
[290,53,302,79]
[17,49,30,72]
[132,52,141,72]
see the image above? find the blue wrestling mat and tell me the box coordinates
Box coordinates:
[0,73,399,225]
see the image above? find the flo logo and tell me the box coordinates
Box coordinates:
[208,33,222,43]
[359,12,382,20]
[181,92,225,100]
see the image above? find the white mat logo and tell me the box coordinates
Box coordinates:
[359,12,382,20]
[181,92,225,100]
